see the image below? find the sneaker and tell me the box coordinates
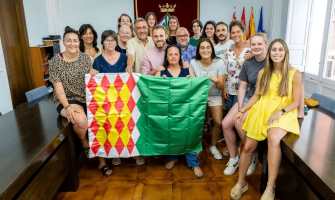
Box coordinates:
[209,146,222,159]
[217,134,225,142]
[224,156,240,175]
[247,151,258,175]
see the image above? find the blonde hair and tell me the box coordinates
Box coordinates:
[259,39,290,96]
[167,16,180,42]
[249,33,268,45]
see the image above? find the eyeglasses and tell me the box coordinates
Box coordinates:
[176,34,189,38]
[104,39,116,43]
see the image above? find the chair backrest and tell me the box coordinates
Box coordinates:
[25,86,49,103]
[311,93,335,113]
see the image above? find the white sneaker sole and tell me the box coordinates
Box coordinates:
[223,163,239,175]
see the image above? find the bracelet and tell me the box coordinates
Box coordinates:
[238,110,244,114]
[238,107,244,113]
[57,92,65,96]
[64,105,71,110]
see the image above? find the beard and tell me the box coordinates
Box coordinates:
[218,35,227,42]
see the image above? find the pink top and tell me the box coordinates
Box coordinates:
[141,46,166,75]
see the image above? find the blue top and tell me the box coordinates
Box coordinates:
[93,53,127,73]
[160,68,190,77]
[115,45,126,54]
[179,44,197,63]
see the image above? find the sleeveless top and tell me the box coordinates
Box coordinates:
[160,68,190,77]
[243,68,300,141]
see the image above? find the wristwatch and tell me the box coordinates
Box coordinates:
[281,108,286,115]
[65,105,71,110]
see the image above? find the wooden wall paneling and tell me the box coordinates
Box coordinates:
[0,0,35,108]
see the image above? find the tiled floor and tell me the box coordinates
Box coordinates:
[53,131,278,200]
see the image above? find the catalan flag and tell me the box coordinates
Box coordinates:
[248,7,256,39]
[241,7,247,41]
[230,7,237,39]
[86,73,209,158]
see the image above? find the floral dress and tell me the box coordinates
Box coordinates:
[224,44,251,95]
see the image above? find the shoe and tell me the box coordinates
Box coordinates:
[112,158,121,165]
[260,189,275,200]
[222,146,229,157]
[99,165,113,177]
[224,156,240,175]
[230,182,248,200]
[133,156,145,165]
[217,134,225,142]
[209,146,222,159]
[191,167,203,179]
[247,151,258,175]
[165,160,177,170]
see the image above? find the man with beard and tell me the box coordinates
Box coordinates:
[141,25,167,75]
[176,27,197,64]
[214,21,234,59]
[126,18,154,73]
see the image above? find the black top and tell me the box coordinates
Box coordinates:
[115,45,126,54]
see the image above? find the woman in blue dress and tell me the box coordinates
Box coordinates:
[155,45,203,178]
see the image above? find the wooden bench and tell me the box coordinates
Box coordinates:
[259,108,335,200]
[0,94,84,200]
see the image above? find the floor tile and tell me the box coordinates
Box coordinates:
[180,183,213,200]
[62,187,97,200]
[102,185,135,200]
[142,184,172,200]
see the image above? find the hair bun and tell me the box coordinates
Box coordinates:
[64,26,75,32]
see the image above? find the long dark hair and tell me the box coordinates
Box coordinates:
[145,12,157,26]
[195,38,220,60]
[200,21,219,45]
[162,45,184,75]
[79,24,99,53]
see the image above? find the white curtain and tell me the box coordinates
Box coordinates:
[46,0,63,36]
[45,0,64,50]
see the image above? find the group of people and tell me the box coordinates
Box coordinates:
[49,12,304,200]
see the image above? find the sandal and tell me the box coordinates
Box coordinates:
[134,156,145,165]
[83,147,90,158]
[165,160,177,170]
[99,165,113,177]
[191,167,203,179]
[112,158,121,165]
[230,182,248,200]
[260,189,275,200]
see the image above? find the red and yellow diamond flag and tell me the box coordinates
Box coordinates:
[86,73,209,158]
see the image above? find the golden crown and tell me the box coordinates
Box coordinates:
[159,3,176,12]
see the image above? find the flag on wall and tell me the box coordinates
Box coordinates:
[241,7,247,41]
[248,7,256,39]
[158,13,171,30]
[230,7,237,39]
[257,7,264,33]
[86,73,209,158]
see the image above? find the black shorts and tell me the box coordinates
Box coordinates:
[56,100,87,115]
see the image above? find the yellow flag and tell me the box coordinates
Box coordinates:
[248,7,256,39]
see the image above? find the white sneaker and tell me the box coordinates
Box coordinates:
[209,146,222,159]
[247,151,258,175]
[224,156,240,175]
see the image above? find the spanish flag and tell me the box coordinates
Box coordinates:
[248,7,256,39]
[241,7,247,41]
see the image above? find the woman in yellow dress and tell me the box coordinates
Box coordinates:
[230,39,302,200]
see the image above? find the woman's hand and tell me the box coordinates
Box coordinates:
[162,74,167,79]
[245,52,254,61]
[66,106,80,124]
[267,110,283,126]
[223,88,229,100]
[90,69,99,76]
[210,76,219,84]
[186,75,191,78]
[233,111,243,125]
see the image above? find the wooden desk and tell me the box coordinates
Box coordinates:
[0,95,80,200]
[261,108,335,200]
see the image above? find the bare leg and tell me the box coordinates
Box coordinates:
[266,127,288,192]
[234,108,251,144]
[209,105,223,147]
[298,84,305,118]
[231,137,259,197]
[60,104,88,147]
[222,103,239,158]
